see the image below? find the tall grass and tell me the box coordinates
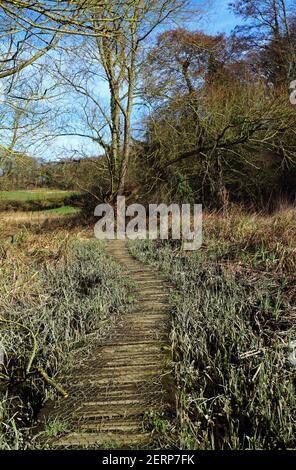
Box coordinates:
[129,209,296,449]
[0,230,132,449]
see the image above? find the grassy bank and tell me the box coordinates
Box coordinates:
[0,229,132,449]
[0,207,81,235]
[41,206,80,215]
[0,190,80,212]
[129,209,296,450]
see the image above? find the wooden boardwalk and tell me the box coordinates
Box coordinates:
[49,240,172,449]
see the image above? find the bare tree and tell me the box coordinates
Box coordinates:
[50,1,192,200]
[230,0,296,85]
[0,0,126,173]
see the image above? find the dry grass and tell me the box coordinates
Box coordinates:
[0,225,132,449]
[130,207,296,450]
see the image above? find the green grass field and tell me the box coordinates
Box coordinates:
[41,205,80,215]
[0,189,77,201]
[0,189,81,213]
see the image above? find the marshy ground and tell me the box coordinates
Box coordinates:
[0,205,295,450]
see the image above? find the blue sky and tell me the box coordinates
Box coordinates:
[184,0,238,35]
[206,0,238,34]
[42,0,240,160]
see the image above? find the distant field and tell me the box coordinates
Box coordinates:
[0,189,77,201]
[42,205,80,215]
[0,189,81,212]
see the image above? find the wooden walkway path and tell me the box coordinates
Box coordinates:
[50,240,172,449]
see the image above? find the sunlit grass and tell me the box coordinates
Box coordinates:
[0,190,78,201]
[42,205,80,215]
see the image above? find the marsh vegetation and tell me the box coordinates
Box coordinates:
[130,209,296,449]
[0,227,132,449]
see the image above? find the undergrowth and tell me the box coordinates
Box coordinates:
[129,208,296,449]
[0,230,131,449]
